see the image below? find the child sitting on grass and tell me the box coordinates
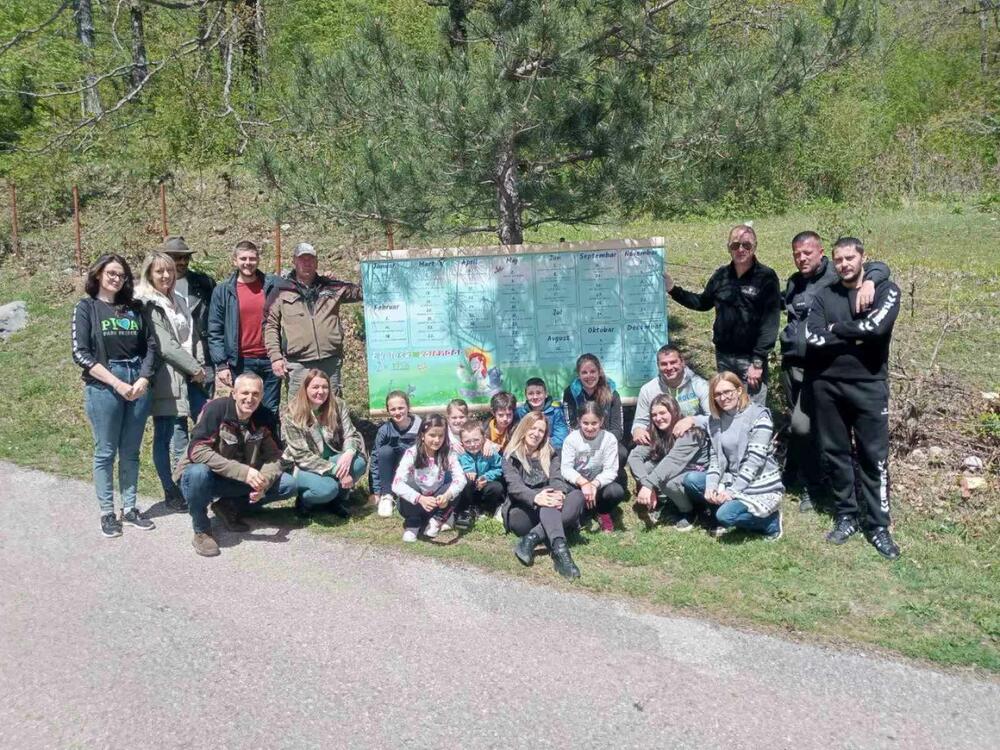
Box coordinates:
[370,390,422,518]
[515,377,569,451]
[561,401,625,533]
[486,391,517,453]
[627,393,709,531]
[455,423,505,529]
[446,398,470,454]
[392,414,467,542]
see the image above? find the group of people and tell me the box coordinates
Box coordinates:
[70,223,902,577]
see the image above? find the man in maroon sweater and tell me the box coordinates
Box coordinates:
[207,240,282,414]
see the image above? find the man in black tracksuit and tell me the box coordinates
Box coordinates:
[665,224,781,404]
[805,237,901,560]
[781,230,891,511]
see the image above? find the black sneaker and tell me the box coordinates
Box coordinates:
[867,527,901,560]
[101,513,122,538]
[324,502,351,520]
[293,496,312,520]
[165,489,187,512]
[121,508,155,530]
[798,487,814,513]
[826,515,859,545]
[455,509,474,531]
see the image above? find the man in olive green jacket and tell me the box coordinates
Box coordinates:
[264,243,363,399]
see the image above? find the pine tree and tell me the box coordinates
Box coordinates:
[262,0,876,245]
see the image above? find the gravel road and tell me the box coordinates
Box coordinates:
[1,462,996,749]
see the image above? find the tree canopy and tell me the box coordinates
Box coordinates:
[0,1,997,234]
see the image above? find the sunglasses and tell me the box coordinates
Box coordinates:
[728,241,754,252]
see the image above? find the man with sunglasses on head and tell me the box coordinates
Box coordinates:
[663,224,781,404]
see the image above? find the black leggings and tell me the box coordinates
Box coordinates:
[506,492,584,545]
[457,480,505,514]
[573,482,627,515]
[398,497,442,530]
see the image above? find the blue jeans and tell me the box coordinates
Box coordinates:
[152,416,183,497]
[158,381,213,494]
[179,463,297,533]
[233,357,281,415]
[716,499,781,536]
[372,444,406,496]
[296,454,368,508]
[682,471,707,506]
[83,359,151,515]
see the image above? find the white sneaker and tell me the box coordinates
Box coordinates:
[440,518,453,532]
[377,494,395,518]
[493,506,503,522]
[424,517,442,538]
[402,528,418,543]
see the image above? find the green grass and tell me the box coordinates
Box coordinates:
[1,199,997,672]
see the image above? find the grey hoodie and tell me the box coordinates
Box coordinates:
[632,367,710,433]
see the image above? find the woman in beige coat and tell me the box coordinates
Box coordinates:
[136,252,209,511]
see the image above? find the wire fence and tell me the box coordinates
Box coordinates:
[2,180,998,387]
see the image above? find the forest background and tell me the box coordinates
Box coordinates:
[0,1,998,671]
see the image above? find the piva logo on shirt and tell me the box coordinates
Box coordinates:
[101,315,139,332]
[740,286,760,299]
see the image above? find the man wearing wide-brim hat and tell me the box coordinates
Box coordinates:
[161,235,216,416]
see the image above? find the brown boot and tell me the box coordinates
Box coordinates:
[211,498,250,533]
[192,532,220,557]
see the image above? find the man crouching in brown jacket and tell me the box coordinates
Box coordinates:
[175,372,297,556]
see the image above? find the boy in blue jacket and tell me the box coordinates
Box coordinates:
[515,377,570,450]
[454,423,505,529]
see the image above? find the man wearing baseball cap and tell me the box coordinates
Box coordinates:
[264,242,363,399]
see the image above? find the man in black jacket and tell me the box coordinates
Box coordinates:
[664,224,780,404]
[806,237,901,560]
[780,230,890,511]
[163,235,215,416]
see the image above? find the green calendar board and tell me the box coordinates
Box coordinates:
[361,238,668,413]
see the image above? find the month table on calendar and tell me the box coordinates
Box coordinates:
[361,241,668,411]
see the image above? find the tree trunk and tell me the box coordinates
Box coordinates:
[74,0,102,117]
[239,0,265,92]
[447,0,468,50]
[495,139,524,245]
[129,1,150,91]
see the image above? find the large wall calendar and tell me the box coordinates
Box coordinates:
[361,238,668,413]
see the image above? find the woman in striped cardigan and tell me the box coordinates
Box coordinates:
[685,371,784,540]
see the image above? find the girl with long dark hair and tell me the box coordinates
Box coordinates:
[627,393,709,531]
[391,414,466,542]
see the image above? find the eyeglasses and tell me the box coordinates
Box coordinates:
[728,241,754,252]
[715,388,740,400]
[104,270,126,280]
